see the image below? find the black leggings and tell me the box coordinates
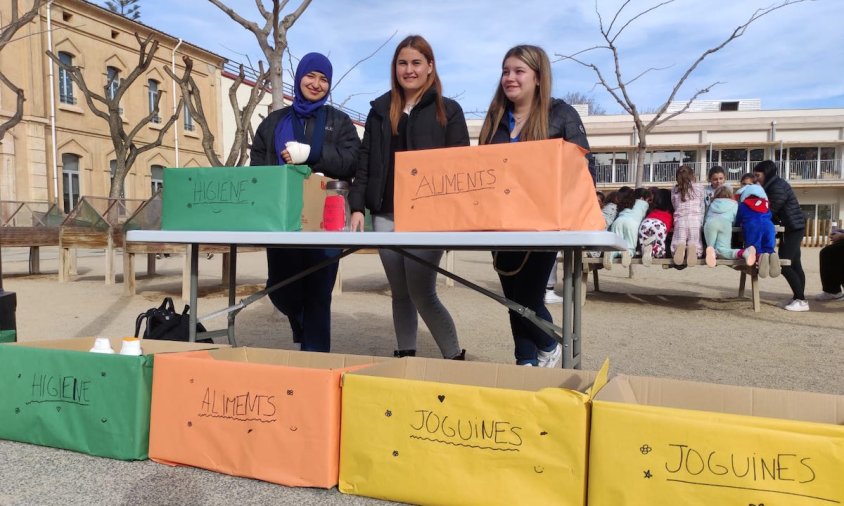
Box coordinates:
[778,230,805,300]
[819,240,844,294]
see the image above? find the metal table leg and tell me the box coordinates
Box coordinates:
[226,245,237,346]
[561,249,574,369]
[188,243,199,342]
[572,249,583,369]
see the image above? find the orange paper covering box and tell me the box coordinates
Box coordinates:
[394,138,605,232]
[148,348,381,488]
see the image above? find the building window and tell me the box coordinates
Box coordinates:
[593,152,630,184]
[61,153,81,214]
[105,66,120,100]
[148,79,161,123]
[183,102,194,131]
[151,165,164,195]
[58,52,75,104]
[719,101,739,111]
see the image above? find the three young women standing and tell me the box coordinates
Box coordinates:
[349,35,468,360]
[479,45,595,367]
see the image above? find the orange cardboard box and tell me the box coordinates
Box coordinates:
[148,348,381,487]
[394,138,604,232]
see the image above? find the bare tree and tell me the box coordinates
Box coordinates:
[48,33,189,198]
[209,0,312,111]
[556,0,809,187]
[561,91,607,116]
[166,56,269,166]
[0,0,46,142]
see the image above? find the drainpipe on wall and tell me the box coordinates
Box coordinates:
[46,0,58,205]
[172,38,183,167]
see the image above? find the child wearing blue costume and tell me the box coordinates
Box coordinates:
[605,187,651,269]
[736,183,781,278]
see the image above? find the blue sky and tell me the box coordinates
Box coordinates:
[123,0,842,118]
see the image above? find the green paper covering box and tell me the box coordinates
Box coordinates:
[0,337,222,460]
[162,165,311,231]
[0,330,15,343]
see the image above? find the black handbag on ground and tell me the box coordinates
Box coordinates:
[134,297,212,343]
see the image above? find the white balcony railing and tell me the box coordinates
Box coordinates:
[595,159,842,185]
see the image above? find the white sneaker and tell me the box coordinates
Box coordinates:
[537,342,562,368]
[784,299,810,312]
[815,291,844,301]
[544,289,564,304]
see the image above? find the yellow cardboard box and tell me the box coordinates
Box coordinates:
[588,375,844,506]
[339,357,608,506]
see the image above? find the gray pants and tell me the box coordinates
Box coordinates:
[373,214,461,358]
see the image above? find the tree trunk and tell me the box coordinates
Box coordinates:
[268,57,285,111]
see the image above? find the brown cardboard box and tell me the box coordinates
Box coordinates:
[301,174,330,231]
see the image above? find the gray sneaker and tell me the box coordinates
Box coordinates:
[815,291,844,301]
[769,252,781,278]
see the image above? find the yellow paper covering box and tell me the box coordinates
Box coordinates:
[588,375,844,506]
[339,357,608,506]
[148,348,381,488]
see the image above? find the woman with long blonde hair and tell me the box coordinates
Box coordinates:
[481,44,594,367]
[349,35,469,360]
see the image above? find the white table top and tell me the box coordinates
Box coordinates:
[126,230,626,252]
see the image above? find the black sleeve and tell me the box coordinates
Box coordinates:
[444,100,470,147]
[561,106,596,184]
[765,181,787,222]
[311,110,361,181]
[349,110,375,213]
[250,118,271,167]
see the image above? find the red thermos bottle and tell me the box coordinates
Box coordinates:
[322,180,350,231]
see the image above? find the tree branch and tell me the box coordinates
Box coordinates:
[331,29,397,96]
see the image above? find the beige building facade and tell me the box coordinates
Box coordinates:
[0,0,224,212]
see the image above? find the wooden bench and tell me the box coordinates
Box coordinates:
[580,255,790,312]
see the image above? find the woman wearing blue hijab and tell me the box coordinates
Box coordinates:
[251,52,360,352]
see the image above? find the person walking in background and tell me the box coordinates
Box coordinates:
[816,227,844,301]
[753,160,808,311]
[478,44,594,367]
[671,165,705,266]
[349,35,467,360]
[250,52,361,352]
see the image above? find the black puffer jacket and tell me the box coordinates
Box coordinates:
[485,98,596,184]
[250,105,360,180]
[757,160,805,231]
[349,89,470,213]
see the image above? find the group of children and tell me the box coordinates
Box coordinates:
[599,166,781,277]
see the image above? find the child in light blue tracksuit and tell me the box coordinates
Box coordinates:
[703,185,756,267]
[606,188,651,268]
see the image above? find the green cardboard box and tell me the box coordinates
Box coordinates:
[0,329,14,343]
[0,337,222,460]
[161,165,311,231]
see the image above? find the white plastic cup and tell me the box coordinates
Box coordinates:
[119,337,143,356]
[285,141,311,164]
[89,337,115,354]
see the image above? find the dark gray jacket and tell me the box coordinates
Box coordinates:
[486,98,596,183]
[250,105,360,181]
[759,161,805,231]
[349,89,470,213]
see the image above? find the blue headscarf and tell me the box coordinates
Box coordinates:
[274,52,333,165]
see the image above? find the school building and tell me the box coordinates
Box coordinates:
[0,0,224,211]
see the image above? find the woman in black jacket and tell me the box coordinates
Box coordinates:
[349,35,467,360]
[753,160,808,311]
[479,44,594,367]
[250,52,360,351]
